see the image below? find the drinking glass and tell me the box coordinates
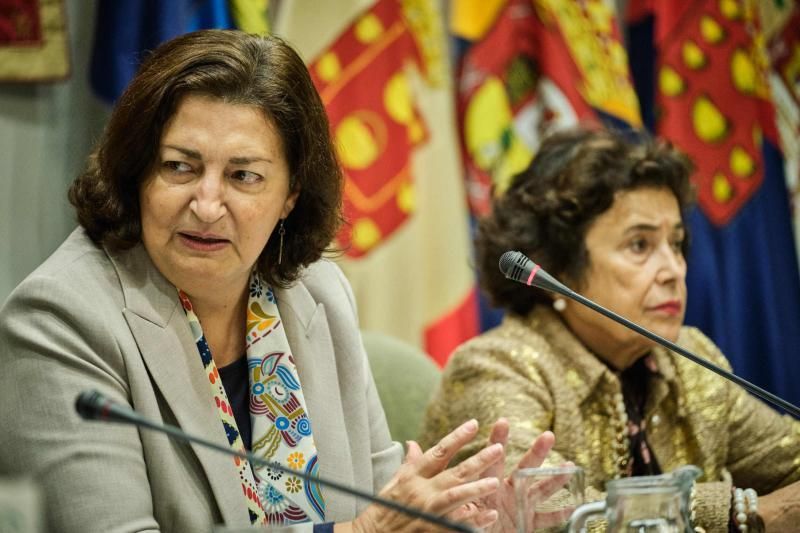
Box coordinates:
[514,465,585,532]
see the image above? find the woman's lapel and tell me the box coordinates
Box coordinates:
[275,278,356,520]
[108,243,251,527]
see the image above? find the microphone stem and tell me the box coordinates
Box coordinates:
[561,288,800,419]
[131,414,474,532]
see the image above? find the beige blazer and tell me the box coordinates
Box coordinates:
[0,228,402,533]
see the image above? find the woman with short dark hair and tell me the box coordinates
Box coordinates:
[0,30,554,533]
[420,126,800,532]
[69,30,342,288]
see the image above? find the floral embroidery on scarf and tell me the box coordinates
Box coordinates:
[179,272,325,526]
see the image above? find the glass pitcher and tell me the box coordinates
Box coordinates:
[567,465,701,533]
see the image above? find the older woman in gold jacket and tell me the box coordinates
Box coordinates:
[420,127,800,532]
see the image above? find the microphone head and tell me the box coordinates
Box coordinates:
[499,250,533,282]
[75,390,105,420]
[499,250,570,296]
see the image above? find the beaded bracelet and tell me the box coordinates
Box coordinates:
[732,487,758,532]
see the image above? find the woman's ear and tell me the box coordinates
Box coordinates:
[281,188,300,218]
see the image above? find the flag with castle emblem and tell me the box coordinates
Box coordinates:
[275,0,478,365]
[627,0,800,407]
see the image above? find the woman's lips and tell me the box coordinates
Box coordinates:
[178,232,229,252]
[649,300,682,316]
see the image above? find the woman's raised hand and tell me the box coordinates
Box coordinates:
[350,419,504,532]
[345,418,558,533]
[478,418,558,533]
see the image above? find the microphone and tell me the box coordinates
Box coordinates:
[75,390,473,533]
[499,250,800,419]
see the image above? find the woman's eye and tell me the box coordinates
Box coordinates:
[231,170,262,184]
[628,238,649,253]
[163,161,192,173]
[671,238,685,253]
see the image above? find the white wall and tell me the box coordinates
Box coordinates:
[0,0,108,302]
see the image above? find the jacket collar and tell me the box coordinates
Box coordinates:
[107,242,251,527]
[515,306,687,416]
[274,272,356,521]
[108,244,353,522]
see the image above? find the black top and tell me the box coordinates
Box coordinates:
[620,355,662,477]
[218,355,252,450]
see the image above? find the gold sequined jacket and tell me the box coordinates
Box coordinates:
[419,307,800,532]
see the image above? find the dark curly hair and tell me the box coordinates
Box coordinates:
[69,30,343,288]
[476,125,695,316]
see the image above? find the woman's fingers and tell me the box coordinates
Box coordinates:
[423,429,506,514]
[433,442,504,492]
[373,419,515,530]
[415,419,480,478]
[515,430,555,470]
[430,476,499,515]
[363,419,516,533]
[404,440,424,463]
[481,418,509,480]
[473,509,500,530]
[449,502,500,530]
[448,501,482,523]
[488,418,510,447]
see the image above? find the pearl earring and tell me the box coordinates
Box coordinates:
[553,298,567,312]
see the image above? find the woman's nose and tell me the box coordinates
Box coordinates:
[190,174,227,223]
[656,243,686,283]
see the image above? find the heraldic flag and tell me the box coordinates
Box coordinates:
[627,0,800,407]
[274,0,479,365]
[450,0,643,329]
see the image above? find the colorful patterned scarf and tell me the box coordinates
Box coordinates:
[179,273,325,526]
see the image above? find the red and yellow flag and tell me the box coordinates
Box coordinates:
[275,0,478,365]
[452,0,641,215]
[627,0,800,407]
[628,0,776,226]
[308,0,428,258]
